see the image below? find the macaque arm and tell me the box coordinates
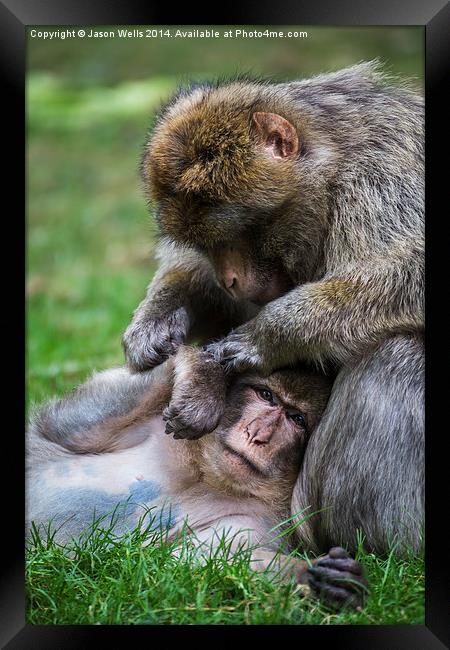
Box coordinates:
[210,257,423,371]
[123,239,247,371]
[270,262,422,363]
[181,518,367,609]
[29,357,176,454]
[252,547,367,608]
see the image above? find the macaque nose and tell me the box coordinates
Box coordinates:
[222,271,238,292]
[245,412,282,445]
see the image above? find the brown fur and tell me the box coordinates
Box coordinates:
[310,279,364,308]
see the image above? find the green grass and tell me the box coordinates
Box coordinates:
[26,74,172,407]
[27,33,425,625]
[26,516,424,625]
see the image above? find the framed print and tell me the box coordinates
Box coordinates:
[2,0,448,646]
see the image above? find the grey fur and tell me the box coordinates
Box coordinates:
[292,335,424,554]
[125,62,423,371]
[123,241,258,370]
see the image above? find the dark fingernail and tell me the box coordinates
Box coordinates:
[317,558,363,574]
[329,547,349,559]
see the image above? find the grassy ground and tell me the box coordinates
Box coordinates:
[26,74,171,407]
[26,30,424,625]
[26,518,424,625]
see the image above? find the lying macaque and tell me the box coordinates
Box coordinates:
[27,347,367,609]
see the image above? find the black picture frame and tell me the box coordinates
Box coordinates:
[3,0,448,646]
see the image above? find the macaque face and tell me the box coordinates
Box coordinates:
[201,369,333,500]
[145,92,301,305]
[208,241,294,305]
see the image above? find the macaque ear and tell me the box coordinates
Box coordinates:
[252,112,299,159]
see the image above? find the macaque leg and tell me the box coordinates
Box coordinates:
[179,517,366,609]
[292,335,424,555]
[29,358,176,454]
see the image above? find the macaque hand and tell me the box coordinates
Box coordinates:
[123,306,189,372]
[163,347,227,440]
[205,324,267,375]
[306,547,368,610]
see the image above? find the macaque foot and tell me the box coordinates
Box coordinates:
[163,347,227,440]
[123,307,189,372]
[306,547,368,610]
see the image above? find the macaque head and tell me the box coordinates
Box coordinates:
[142,81,304,249]
[200,367,333,505]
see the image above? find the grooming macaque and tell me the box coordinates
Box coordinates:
[27,347,366,609]
[122,62,424,555]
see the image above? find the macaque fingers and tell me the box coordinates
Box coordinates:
[162,346,228,439]
[307,566,367,593]
[123,306,190,371]
[305,549,368,609]
[205,334,263,375]
[163,406,217,439]
[308,580,364,610]
[315,557,363,574]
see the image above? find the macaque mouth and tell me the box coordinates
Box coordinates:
[248,296,271,307]
[220,441,268,477]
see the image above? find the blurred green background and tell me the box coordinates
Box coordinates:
[27,26,424,407]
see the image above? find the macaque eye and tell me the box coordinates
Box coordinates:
[256,388,274,403]
[290,413,306,428]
